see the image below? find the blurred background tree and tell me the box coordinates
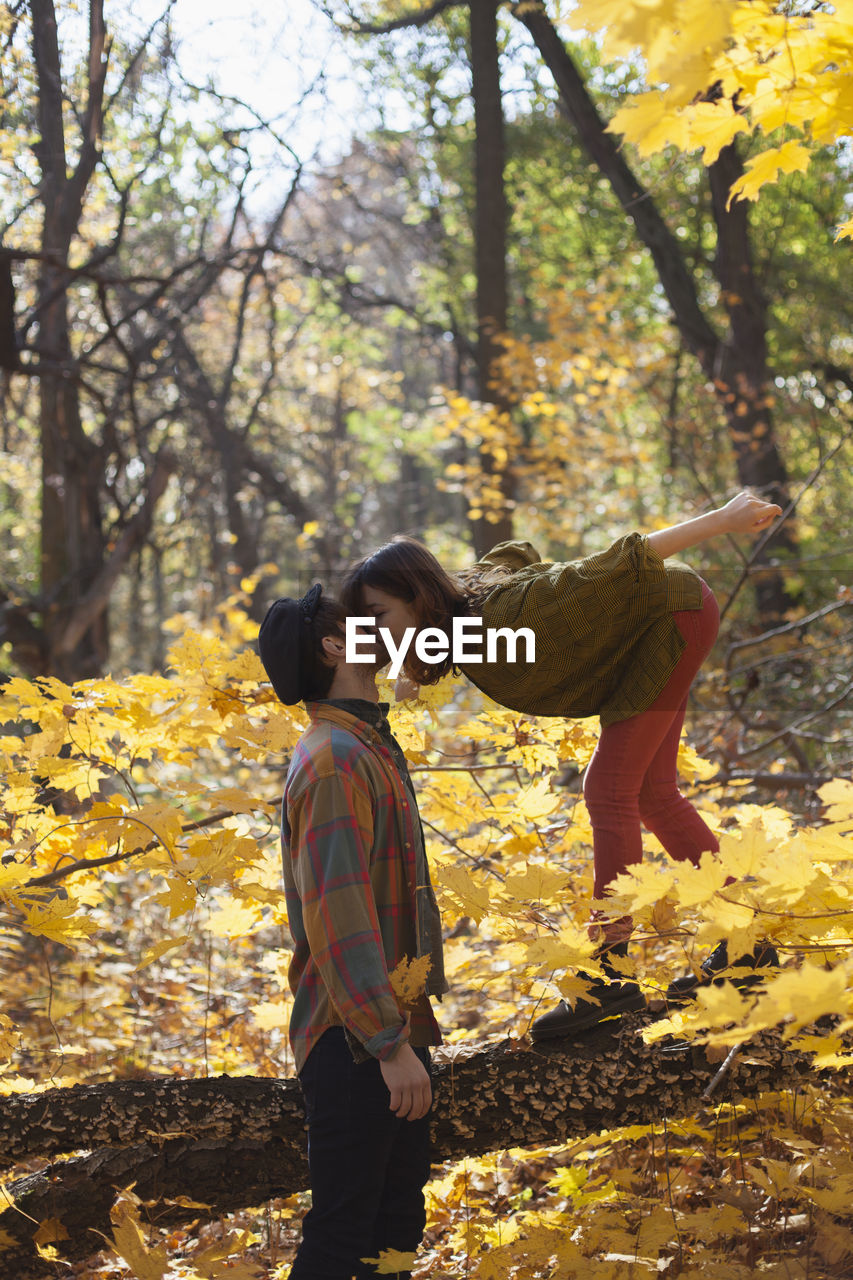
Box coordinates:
[1,0,850,775]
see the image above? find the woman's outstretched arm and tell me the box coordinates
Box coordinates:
[646,491,782,560]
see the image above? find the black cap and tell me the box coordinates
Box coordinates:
[257,582,323,705]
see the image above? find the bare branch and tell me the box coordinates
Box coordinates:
[718,419,853,622]
[330,0,466,36]
[221,173,303,407]
[726,599,850,656]
[22,808,248,889]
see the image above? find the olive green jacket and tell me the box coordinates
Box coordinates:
[458,533,703,725]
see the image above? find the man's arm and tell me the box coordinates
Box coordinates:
[646,491,782,560]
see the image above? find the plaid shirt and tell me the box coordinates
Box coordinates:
[281,700,444,1073]
[460,533,703,725]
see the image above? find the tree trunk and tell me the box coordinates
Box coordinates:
[469,0,515,554]
[0,1019,820,1275]
[516,3,795,618]
[707,142,794,617]
[31,0,110,679]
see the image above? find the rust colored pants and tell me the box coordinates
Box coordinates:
[583,579,721,945]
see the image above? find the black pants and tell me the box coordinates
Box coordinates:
[289,1028,432,1280]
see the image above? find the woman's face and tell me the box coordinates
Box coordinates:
[361,585,421,650]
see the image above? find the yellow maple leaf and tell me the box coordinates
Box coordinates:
[609,92,691,158]
[207,900,261,939]
[504,864,571,904]
[789,1032,853,1070]
[671,849,729,908]
[134,935,190,972]
[524,925,595,975]
[818,778,853,823]
[24,897,97,945]
[727,140,812,205]
[717,819,773,881]
[756,840,818,903]
[235,881,284,907]
[154,877,196,920]
[223,650,266,682]
[33,1217,69,1245]
[361,1248,417,1274]
[693,979,750,1024]
[835,215,853,243]
[676,741,717,782]
[686,101,751,166]
[436,864,490,924]
[191,1228,257,1275]
[106,1196,168,1280]
[515,778,561,820]
[805,1181,853,1215]
[35,1244,64,1262]
[389,954,432,1004]
[798,828,853,865]
[758,965,851,1037]
[205,786,270,815]
[0,860,30,896]
[607,859,677,913]
[572,0,667,60]
[0,1014,19,1064]
[556,973,605,1009]
[252,1001,291,1031]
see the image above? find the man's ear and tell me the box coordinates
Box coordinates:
[320,631,346,667]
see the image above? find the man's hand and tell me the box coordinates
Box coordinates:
[394,673,420,702]
[718,490,783,535]
[380,1042,431,1120]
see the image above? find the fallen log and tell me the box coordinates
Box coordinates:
[0,1014,820,1276]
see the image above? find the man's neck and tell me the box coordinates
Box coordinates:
[325,666,380,702]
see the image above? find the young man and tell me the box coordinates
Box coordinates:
[258,583,446,1280]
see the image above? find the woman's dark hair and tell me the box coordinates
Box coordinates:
[340,536,512,685]
[302,598,348,700]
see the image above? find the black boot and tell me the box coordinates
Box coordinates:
[666,939,779,1003]
[530,942,646,1041]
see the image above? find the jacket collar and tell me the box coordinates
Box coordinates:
[303,698,391,745]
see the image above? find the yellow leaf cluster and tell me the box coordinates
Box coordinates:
[571,0,853,205]
[389,953,432,1004]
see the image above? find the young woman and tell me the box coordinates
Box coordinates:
[340,492,782,1038]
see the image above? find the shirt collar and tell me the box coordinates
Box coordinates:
[303,698,392,740]
[321,697,391,729]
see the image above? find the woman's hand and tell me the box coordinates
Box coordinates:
[718,491,783,535]
[647,491,784,559]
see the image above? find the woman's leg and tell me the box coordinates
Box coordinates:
[583,580,720,945]
[637,692,719,862]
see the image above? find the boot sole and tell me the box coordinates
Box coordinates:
[530,991,647,1041]
[666,969,777,1004]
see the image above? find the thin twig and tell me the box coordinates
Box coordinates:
[702,1042,743,1102]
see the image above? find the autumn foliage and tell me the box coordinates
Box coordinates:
[565,0,853,237]
[2,0,853,1276]
[1,583,852,1276]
